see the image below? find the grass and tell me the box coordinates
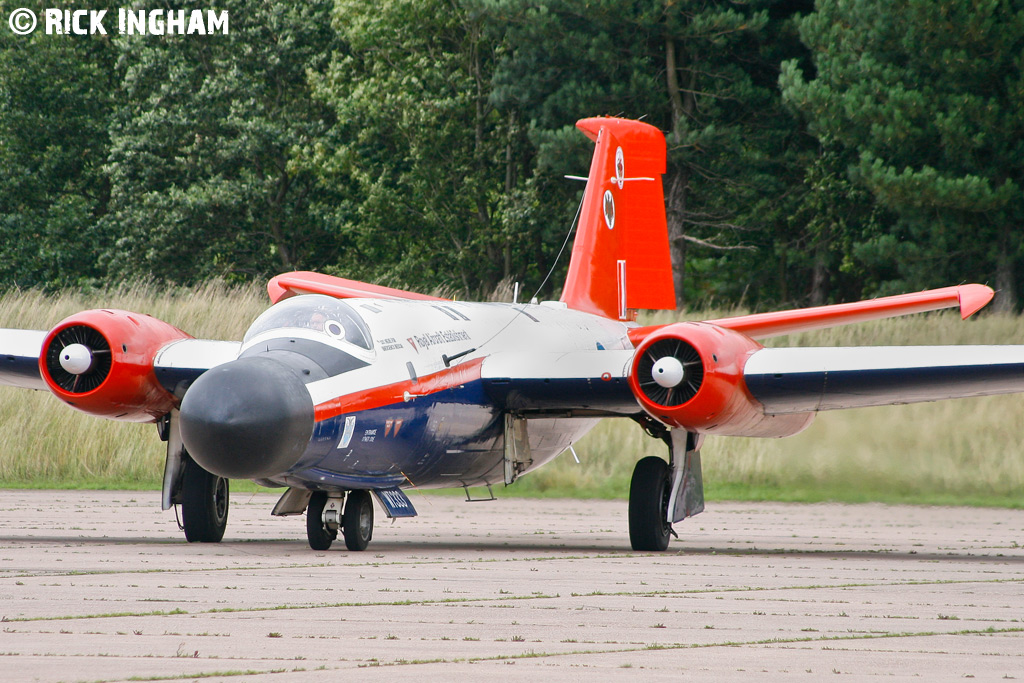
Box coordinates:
[2,283,1024,506]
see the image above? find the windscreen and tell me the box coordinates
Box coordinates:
[243,295,373,350]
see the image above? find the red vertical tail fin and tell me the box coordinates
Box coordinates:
[559,117,676,320]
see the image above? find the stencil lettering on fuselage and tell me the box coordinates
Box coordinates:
[377,337,404,352]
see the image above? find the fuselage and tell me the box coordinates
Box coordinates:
[229,295,633,491]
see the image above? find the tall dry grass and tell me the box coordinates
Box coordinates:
[2,284,1023,505]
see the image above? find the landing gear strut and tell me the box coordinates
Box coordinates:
[181,457,229,543]
[628,429,704,551]
[302,489,374,551]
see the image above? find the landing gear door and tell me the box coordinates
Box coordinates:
[161,409,185,511]
[667,430,705,523]
[503,414,532,485]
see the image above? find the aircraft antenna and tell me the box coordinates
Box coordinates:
[531,189,585,301]
[472,188,585,355]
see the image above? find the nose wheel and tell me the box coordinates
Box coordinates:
[306,491,340,550]
[343,490,374,551]
[304,490,374,551]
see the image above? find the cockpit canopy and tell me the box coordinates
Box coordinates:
[243,295,373,350]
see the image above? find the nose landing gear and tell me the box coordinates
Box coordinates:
[342,490,374,551]
[304,489,374,551]
[306,491,340,550]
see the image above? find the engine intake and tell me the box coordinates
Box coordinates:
[635,336,704,406]
[40,310,191,422]
[45,325,112,394]
[629,322,813,437]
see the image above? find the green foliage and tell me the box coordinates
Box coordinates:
[308,0,516,293]
[1,0,1022,309]
[781,0,1024,308]
[0,0,120,289]
[102,0,342,283]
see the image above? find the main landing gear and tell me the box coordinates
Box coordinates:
[160,411,230,543]
[628,456,673,551]
[628,428,705,551]
[305,490,374,551]
[181,456,229,543]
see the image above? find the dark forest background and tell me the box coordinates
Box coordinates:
[2,0,1021,311]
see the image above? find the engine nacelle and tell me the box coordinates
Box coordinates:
[39,309,191,422]
[629,322,813,437]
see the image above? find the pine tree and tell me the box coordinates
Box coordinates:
[782,0,1024,309]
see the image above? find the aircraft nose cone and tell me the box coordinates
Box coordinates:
[179,356,314,479]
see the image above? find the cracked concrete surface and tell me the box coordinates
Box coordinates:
[2,490,1023,681]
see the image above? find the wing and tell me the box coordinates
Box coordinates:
[153,338,242,397]
[628,284,994,344]
[481,350,640,417]
[480,329,1024,441]
[0,327,239,400]
[744,346,1024,413]
[267,271,448,304]
[0,329,48,390]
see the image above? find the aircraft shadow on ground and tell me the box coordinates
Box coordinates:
[3,534,1021,564]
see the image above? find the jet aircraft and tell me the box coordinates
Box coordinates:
[1,117,1022,552]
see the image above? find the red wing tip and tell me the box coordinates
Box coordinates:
[958,284,995,319]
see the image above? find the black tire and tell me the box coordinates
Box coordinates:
[628,456,671,551]
[181,457,229,543]
[342,490,373,551]
[306,491,337,551]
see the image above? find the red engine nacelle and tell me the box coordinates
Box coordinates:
[39,309,191,422]
[629,322,813,438]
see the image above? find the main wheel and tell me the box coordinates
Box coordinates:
[306,491,337,551]
[628,456,671,551]
[342,490,373,551]
[181,457,229,543]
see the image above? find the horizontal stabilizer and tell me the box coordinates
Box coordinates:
[710,285,993,339]
[268,271,447,304]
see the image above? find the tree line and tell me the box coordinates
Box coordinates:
[1,0,1021,311]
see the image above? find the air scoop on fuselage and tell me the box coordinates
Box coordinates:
[178,355,315,479]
